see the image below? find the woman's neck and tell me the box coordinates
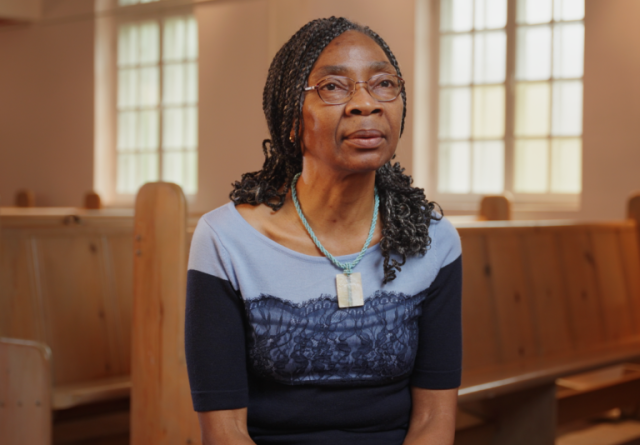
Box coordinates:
[292,168,378,235]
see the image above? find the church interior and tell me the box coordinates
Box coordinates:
[1,0,640,444]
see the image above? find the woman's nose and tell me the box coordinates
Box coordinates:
[345,83,382,116]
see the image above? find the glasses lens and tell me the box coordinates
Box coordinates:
[369,74,403,101]
[317,77,354,104]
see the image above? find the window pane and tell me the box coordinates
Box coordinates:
[516,25,551,81]
[553,22,584,79]
[473,85,505,138]
[185,106,198,149]
[163,108,185,150]
[441,0,473,32]
[517,0,552,24]
[440,34,472,86]
[138,66,159,106]
[552,80,583,136]
[186,17,198,60]
[117,111,137,151]
[164,17,186,61]
[439,88,471,139]
[118,68,138,108]
[439,142,471,193]
[117,153,136,194]
[184,150,198,195]
[186,62,198,104]
[474,31,506,84]
[514,139,549,193]
[138,110,159,150]
[475,0,507,30]
[473,141,504,193]
[139,152,159,185]
[118,24,138,66]
[164,64,185,105]
[550,138,581,193]
[162,151,185,185]
[515,82,550,137]
[554,0,584,21]
[138,22,159,64]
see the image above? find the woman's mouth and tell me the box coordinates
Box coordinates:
[345,130,384,148]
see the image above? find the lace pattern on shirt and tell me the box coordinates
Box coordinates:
[244,290,427,386]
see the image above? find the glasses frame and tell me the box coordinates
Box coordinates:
[304,73,405,105]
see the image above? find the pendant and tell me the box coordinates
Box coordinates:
[336,272,364,308]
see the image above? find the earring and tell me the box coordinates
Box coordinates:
[289,135,294,143]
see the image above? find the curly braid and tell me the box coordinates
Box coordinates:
[230,17,441,283]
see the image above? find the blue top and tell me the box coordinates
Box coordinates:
[185,202,462,445]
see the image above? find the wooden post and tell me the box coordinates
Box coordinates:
[84,191,102,210]
[479,196,511,221]
[628,191,640,259]
[15,189,35,207]
[131,182,200,445]
[0,338,52,445]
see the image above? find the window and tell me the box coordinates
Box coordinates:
[115,14,198,196]
[434,0,584,207]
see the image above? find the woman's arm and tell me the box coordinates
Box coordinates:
[402,387,458,445]
[198,408,256,445]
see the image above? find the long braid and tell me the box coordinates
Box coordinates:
[230,17,441,283]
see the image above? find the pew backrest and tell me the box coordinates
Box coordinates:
[0,208,134,388]
[457,219,640,383]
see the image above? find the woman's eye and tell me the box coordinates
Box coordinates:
[323,83,338,91]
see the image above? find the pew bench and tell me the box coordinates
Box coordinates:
[0,207,135,444]
[454,218,640,444]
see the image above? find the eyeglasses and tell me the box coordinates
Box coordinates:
[304,73,405,105]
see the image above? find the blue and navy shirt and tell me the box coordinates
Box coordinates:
[185,202,462,445]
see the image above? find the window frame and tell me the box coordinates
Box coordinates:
[423,0,583,213]
[94,0,198,207]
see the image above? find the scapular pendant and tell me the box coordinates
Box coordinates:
[336,272,364,308]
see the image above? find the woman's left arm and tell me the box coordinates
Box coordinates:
[403,387,458,445]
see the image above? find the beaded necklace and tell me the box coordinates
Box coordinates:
[291,172,379,308]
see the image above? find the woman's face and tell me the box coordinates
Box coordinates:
[299,30,404,175]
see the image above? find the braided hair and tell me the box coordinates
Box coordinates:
[230,16,441,283]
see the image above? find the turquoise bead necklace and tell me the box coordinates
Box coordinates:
[291,172,379,308]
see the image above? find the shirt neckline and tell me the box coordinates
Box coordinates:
[226,202,382,263]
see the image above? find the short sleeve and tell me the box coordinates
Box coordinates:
[185,218,249,411]
[411,217,462,389]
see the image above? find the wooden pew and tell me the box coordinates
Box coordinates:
[0,206,135,442]
[478,195,511,221]
[131,183,640,444]
[0,338,52,445]
[131,182,200,444]
[455,216,640,444]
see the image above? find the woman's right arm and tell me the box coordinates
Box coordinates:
[198,409,256,445]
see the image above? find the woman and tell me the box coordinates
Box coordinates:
[186,17,462,445]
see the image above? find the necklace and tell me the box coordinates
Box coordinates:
[291,172,379,308]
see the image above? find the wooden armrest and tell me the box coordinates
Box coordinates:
[53,376,131,410]
[0,337,52,445]
[459,340,640,403]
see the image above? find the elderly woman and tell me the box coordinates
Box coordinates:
[185,17,462,445]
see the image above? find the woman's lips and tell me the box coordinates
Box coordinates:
[345,130,384,148]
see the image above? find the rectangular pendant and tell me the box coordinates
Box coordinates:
[336,272,364,308]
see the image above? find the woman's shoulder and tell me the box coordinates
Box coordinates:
[428,214,461,268]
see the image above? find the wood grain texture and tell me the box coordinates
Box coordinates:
[0,209,134,408]
[130,182,200,445]
[0,338,52,445]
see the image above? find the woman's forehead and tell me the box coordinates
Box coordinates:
[308,31,394,80]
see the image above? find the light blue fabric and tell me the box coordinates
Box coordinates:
[188,202,461,305]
